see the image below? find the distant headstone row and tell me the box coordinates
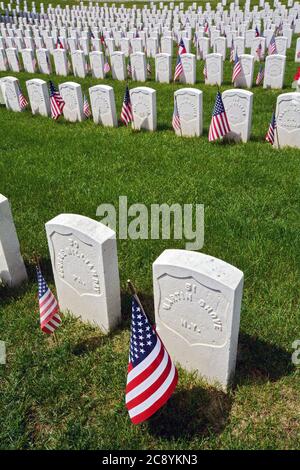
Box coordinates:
[1,75,300,147]
[0,192,244,390]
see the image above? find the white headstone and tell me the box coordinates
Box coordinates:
[205,53,223,86]
[130,52,147,81]
[71,50,87,78]
[59,82,84,122]
[36,48,51,74]
[264,54,286,89]
[251,37,266,62]
[180,53,196,84]
[45,214,121,333]
[0,194,28,288]
[222,89,253,142]
[0,49,8,72]
[153,249,244,390]
[2,76,23,112]
[174,88,203,137]
[89,84,117,127]
[89,51,105,79]
[6,47,21,72]
[53,48,69,76]
[130,86,156,131]
[26,78,50,117]
[234,54,254,88]
[274,92,300,149]
[21,48,36,73]
[155,53,172,83]
[111,51,126,80]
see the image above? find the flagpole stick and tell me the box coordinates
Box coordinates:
[127,279,151,323]
[174,94,182,138]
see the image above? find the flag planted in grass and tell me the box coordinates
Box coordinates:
[49,80,65,120]
[125,295,178,424]
[232,53,242,83]
[265,112,276,145]
[178,37,186,55]
[208,91,230,142]
[18,85,28,110]
[37,266,61,334]
[256,64,264,85]
[268,35,277,55]
[104,58,111,74]
[121,85,133,126]
[172,99,181,132]
[83,94,91,118]
[174,54,183,81]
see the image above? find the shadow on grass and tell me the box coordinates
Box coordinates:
[235,332,294,386]
[147,385,232,439]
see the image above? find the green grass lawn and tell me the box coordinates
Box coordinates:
[1,23,300,449]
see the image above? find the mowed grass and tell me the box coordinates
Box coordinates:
[1,20,300,449]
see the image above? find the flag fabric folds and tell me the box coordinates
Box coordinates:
[18,86,28,110]
[268,35,277,55]
[266,112,276,145]
[83,94,91,118]
[178,38,187,55]
[208,91,231,142]
[232,53,242,83]
[125,296,178,424]
[172,99,181,132]
[49,80,65,120]
[256,65,264,85]
[121,85,133,126]
[174,54,183,81]
[36,266,61,334]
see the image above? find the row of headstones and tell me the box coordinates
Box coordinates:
[0,192,244,390]
[1,1,299,32]
[0,47,288,89]
[0,32,296,59]
[1,75,299,148]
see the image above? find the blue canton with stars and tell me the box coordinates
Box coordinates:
[130,297,157,367]
[37,267,49,300]
[212,91,226,116]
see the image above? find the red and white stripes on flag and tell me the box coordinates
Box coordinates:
[49,80,65,120]
[121,85,133,126]
[174,54,183,81]
[83,94,91,118]
[208,91,231,142]
[126,296,178,424]
[18,86,28,110]
[265,112,276,145]
[172,98,181,132]
[37,266,61,334]
[232,53,242,83]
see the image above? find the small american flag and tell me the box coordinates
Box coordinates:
[37,266,61,334]
[49,80,65,120]
[208,91,231,142]
[56,37,64,49]
[265,112,276,145]
[83,94,91,118]
[127,62,132,77]
[255,26,260,37]
[230,40,235,62]
[172,99,181,132]
[121,85,133,126]
[256,42,263,60]
[204,21,209,35]
[232,53,242,83]
[174,54,183,81]
[268,35,277,55]
[203,61,208,79]
[125,296,178,424]
[256,65,264,85]
[104,58,110,74]
[18,86,28,110]
[178,38,187,55]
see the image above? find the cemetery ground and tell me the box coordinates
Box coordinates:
[1,33,300,451]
